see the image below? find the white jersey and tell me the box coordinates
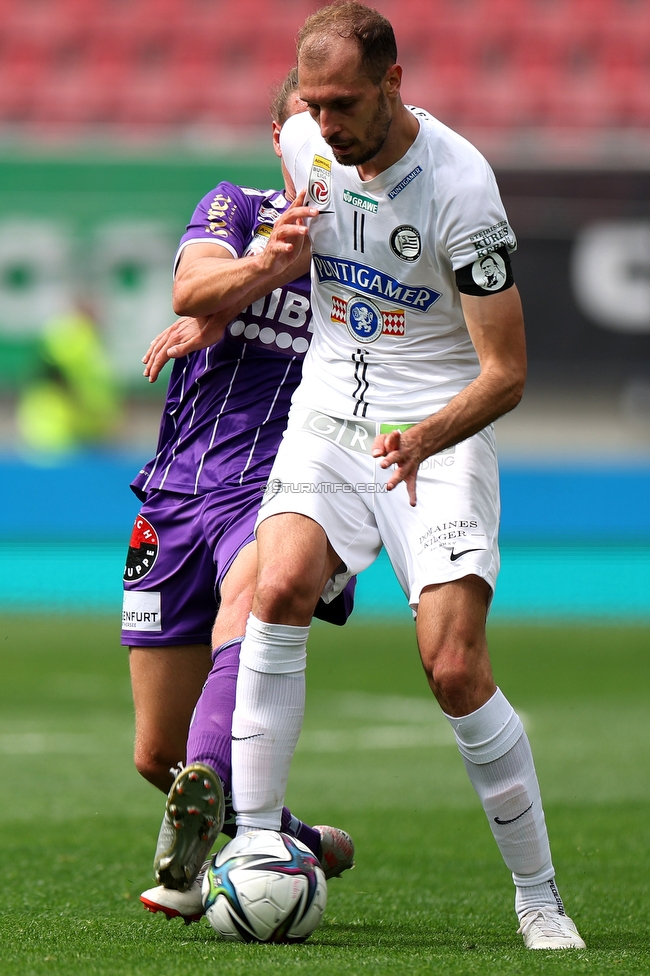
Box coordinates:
[280,107,516,422]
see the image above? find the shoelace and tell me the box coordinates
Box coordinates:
[168,759,185,779]
[517,909,569,936]
[195,860,211,886]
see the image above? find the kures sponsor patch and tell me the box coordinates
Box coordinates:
[470,220,516,258]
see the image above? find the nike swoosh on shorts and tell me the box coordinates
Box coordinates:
[449,548,486,562]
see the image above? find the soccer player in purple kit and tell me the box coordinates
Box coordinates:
[121,70,354,924]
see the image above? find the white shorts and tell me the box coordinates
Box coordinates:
[256,406,501,610]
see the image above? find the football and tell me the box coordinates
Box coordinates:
[202,830,327,943]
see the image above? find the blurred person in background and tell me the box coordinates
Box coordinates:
[122,68,355,925]
[17,309,120,455]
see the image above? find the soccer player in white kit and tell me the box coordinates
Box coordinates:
[229,2,585,950]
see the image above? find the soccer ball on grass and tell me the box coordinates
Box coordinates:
[202,830,327,943]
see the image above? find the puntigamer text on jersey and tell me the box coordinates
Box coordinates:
[312,254,441,311]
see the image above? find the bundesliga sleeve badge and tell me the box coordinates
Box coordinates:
[308,155,332,207]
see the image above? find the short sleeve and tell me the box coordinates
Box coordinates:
[279,112,319,198]
[436,146,517,271]
[174,182,257,272]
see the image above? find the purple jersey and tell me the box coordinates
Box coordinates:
[132,183,312,498]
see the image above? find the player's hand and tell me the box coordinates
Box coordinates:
[143,314,228,382]
[372,428,422,506]
[258,190,318,275]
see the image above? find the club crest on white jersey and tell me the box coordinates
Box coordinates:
[346,297,383,343]
[390,225,421,262]
[308,154,332,206]
[331,295,405,341]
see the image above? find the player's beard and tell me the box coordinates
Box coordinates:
[329,91,393,167]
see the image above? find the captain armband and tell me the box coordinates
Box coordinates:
[455,245,514,296]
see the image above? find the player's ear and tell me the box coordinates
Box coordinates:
[272,120,282,158]
[383,63,402,99]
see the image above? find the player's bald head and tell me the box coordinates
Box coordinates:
[297,2,397,86]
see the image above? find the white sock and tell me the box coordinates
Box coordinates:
[445,688,562,916]
[515,878,566,918]
[231,614,309,830]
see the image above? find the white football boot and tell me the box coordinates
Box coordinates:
[141,859,210,924]
[314,825,355,880]
[153,762,225,892]
[518,908,586,949]
[140,877,204,924]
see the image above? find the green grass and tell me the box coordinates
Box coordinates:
[0,615,648,975]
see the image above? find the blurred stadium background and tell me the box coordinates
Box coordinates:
[0,0,648,620]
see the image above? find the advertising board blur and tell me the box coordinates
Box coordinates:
[0,154,280,389]
[0,157,647,390]
[500,170,650,387]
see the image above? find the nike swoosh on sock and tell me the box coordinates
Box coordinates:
[494,801,533,825]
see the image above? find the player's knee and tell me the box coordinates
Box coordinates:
[255,567,320,621]
[423,635,488,704]
[134,742,176,791]
[431,657,476,704]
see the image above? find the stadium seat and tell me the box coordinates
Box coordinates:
[34,60,125,125]
[0,0,648,132]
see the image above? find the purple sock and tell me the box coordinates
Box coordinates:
[186,638,241,795]
[280,807,322,860]
[186,637,320,854]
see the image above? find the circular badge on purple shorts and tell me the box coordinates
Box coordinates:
[124,515,159,582]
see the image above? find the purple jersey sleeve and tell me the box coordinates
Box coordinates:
[175,182,291,268]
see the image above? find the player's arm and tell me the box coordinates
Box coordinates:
[144,250,311,381]
[144,236,313,382]
[172,191,316,317]
[372,284,526,505]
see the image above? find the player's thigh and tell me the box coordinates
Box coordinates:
[255,419,382,592]
[129,643,212,762]
[375,425,501,611]
[122,491,220,649]
[212,540,258,648]
[200,486,282,641]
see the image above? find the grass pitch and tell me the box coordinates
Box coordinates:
[0,614,648,975]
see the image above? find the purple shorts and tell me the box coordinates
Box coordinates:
[121,487,260,647]
[121,486,355,647]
